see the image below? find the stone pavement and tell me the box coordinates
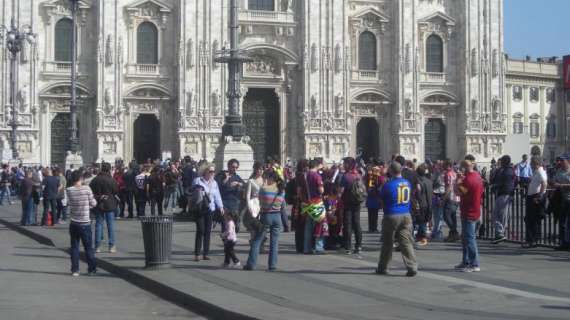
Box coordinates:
[1,205,569,320]
[0,213,203,320]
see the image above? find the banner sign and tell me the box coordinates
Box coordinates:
[564,55,570,89]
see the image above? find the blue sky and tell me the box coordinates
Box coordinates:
[504,0,569,59]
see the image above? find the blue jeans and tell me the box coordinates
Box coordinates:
[493,195,511,238]
[0,184,12,204]
[94,210,115,249]
[315,237,324,252]
[431,204,444,240]
[461,219,480,267]
[21,196,34,225]
[69,222,97,273]
[444,200,459,235]
[246,213,282,270]
[303,217,315,253]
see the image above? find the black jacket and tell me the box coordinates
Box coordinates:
[90,173,119,211]
[491,166,515,196]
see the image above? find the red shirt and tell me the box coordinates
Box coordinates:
[459,171,483,221]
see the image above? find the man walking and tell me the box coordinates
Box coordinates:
[516,154,532,188]
[376,162,418,277]
[443,160,460,242]
[135,165,150,217]
[455,160,484,273]
[42,168,60,225]
[490,155,515,244]
[90,163,119,253]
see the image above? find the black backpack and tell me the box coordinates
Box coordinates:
[285,179,297,205]
[349,178,367,204]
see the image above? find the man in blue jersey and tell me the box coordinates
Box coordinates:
[376,162,418,277]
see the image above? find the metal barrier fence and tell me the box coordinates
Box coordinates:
[480,186,560,247]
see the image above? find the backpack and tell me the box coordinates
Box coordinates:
[285,179,297,205]
[349,177,367,204]
[188,185,210,219]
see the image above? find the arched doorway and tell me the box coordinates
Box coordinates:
[356,117,379,162]
[51,113,80,167]
[424,118,446,161]
[242,88,280,162]
[133,114,160,163]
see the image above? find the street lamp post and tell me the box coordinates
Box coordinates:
[1,17,36,160]
[215,0,252,140]
[69,0,79,153]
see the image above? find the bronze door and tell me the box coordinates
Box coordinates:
[50,113,72,167]
[242,88,279,162]
[424,118,446,161]
[134,114,160,163]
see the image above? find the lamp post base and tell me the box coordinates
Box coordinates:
[215,136,254,178]
[65,151,83,171]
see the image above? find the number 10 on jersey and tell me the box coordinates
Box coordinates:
[397,184,410,204]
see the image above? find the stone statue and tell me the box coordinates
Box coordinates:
[405,43,411,74]
[492,99,501,120]
[334,44,343,73]
[310,43,318,72]
[211,40,219,69]
[186,89,195,116]
[281,0,293,12]
[117,36,123,64]
[492,49,499,77]
[471,48,478,76]
[404,98,413,120]
[471,99,478,120]
[187,38,194,69]
[105,35,113,66]
[17,84,29,113]
[105,88,114,107]
[310,95,318,116]
[334,93,344,117]
[20,40,28,63]
[211,89,221,116]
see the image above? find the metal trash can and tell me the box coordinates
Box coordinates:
[140,216,173,269]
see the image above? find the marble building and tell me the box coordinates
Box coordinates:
[0,0,508,166]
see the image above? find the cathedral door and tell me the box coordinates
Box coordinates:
[134,114,160,163]
[51,113,73,167]
[242,88,280,162]
[356,117,379,163]
[424,118,446,161]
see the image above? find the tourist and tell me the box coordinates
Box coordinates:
[490,155,515,244]
[221,211,241,268]
[415,164,433,246]
[244,170,285,271]
[455,160,484,272]
[135,165,150,217]
[181,157,197,214]
[0,164,13,205]
[192,162,224,262]
[20,170,34,226]
[147,166,165,216]
[66,170,97,276]
[292,159,308,253]
[443,160,460,242]
[244,162,265,244]
[366,163,384,233]
[123,163,137,218]
[516,154,532,188]
[163,163,180,215]
[376,162,417,277]
[218,159,245,231]
[523,156,548,248]
[90,162,119,253]
[339,157,364,254]
[300,159,325,254]
[552,154,570,251]
[113,166,127,218]
[54,168,68,224]
[42,168,60,226]
[430,162,446,241]
[31,168,42,225]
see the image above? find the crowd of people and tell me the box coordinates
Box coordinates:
[2,150,569,277]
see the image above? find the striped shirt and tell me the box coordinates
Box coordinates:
[66,186,97,224]
[259,184,285,213]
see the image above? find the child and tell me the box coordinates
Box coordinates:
[221,212,241,268]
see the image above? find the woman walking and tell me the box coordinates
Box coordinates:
[192,163,224,262]
[244,162,265,241]
[244,170,285,271]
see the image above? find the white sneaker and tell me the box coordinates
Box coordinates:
[232,262,242,268]
[109,246,117,253]
[460,267,474,273]
[71,272,80,277]
[95,247,101,253]
[471,266,481,272]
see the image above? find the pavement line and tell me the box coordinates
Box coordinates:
[324,254,570,304]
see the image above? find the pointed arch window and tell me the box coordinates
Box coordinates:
[137,22,158,64]
[248,0,275,11]
[426,34,444,73]
[54,18,73,62]
[358,31,377,71]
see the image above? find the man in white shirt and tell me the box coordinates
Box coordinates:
[523,156,547,248]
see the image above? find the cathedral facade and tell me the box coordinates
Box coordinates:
[0,0,507,166]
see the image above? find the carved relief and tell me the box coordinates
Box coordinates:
[211,89,221,116]
[245,55,279,75]
[310,95,319,117]
[309,142,322,157]
[103,141,117,154]
[17,85,29,113]
[334,93,344,117]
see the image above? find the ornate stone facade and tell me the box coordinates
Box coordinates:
[0,0,509,165]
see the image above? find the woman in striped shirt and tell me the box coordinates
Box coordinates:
[244,170,285,271]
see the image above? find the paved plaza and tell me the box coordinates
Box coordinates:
[1,205,569,320]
